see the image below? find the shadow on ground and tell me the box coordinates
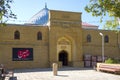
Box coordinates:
[9,77,17,80]
[14,67,94,73]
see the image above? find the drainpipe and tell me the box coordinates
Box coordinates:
[117,32,120,59]
[117,32,120,48]
[47,11,51,67]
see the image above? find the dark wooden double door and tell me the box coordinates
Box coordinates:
[59,50,68,66]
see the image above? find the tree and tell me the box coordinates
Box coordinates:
[85,0,120,30]
[0,0,16,25]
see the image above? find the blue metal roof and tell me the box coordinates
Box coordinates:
[27,5,49,26]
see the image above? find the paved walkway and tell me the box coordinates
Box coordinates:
[8,67,120,80]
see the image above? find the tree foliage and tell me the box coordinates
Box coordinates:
[0,0,16,25]
[105,58,119,64]
[85,0,120,30]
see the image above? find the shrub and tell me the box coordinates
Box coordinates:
[105,58,114,64]
[105,58,119,64]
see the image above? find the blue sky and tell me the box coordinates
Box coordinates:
[7,0,109,29]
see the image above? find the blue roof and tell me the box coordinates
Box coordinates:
[27,5,49,26]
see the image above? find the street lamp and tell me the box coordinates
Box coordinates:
[99,32,104,62]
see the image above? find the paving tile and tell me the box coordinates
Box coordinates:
[12,68,120,80]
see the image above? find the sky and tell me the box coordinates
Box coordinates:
[7,0,109,29]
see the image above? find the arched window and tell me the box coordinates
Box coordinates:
[14,30,20,39]
[105,35,109,43]
[87,34,91,42]
[37,32,42,40]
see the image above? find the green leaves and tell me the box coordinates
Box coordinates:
[105,58,120,64]
[85,0,120,30]
[104,17,119,30]
[0,0,16,24]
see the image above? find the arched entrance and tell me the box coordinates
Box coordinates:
[59,50,68,66]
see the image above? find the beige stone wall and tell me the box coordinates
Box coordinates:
[49,10,81,22]
[49,26,83,67]
[0,10,119,69]
[82,29,120,59]
[0,25,49,69]
[48,10,83,67]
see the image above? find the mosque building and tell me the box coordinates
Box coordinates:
[0,5,120,69]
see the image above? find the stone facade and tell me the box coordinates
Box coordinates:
[0,10,120,69]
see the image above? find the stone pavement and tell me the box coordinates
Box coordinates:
[8,67,120,80]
